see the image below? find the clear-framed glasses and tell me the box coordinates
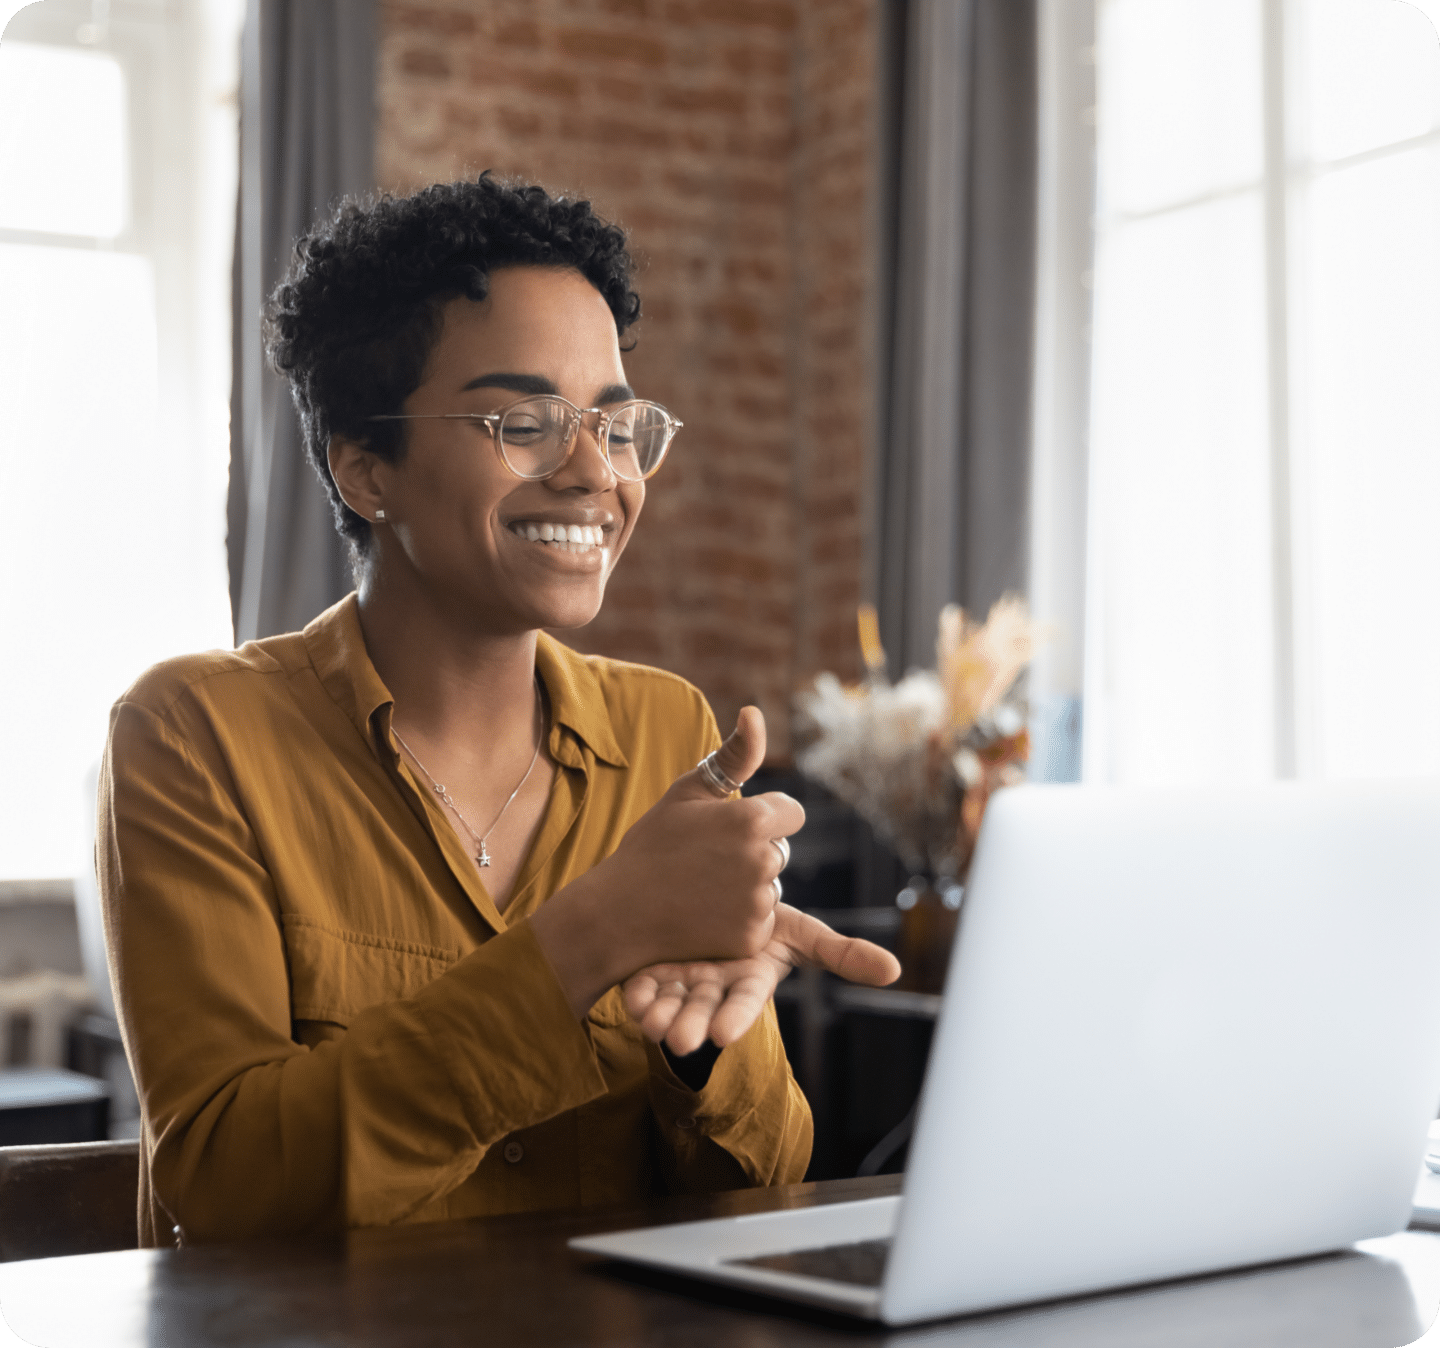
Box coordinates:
[367,395,682,483]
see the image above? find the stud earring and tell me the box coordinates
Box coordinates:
[374,509,386,522]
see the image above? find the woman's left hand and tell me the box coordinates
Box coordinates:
[622,903,902,1056]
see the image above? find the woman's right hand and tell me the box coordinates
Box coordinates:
[528,706,804,1016]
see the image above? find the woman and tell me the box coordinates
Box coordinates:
[98,175,899,1247]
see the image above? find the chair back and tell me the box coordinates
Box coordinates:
[0,1139,138,1262]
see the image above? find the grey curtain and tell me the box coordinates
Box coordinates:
[875,0,1038,677]
[228,0,376,644]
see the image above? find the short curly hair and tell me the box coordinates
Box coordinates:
[264,173,642,561]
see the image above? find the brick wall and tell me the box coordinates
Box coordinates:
[790,0,877,686]
[376,0,878,760]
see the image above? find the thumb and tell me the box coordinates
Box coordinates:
[775,906,902,987]
[670,705,767,801]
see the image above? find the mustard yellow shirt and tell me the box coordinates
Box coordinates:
[97,594,811,1246]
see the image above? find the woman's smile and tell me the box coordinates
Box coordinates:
[503,518,612,556]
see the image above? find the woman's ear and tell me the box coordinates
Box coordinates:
[328,436,387,524]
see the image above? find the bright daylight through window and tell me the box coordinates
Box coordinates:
[1085,0,1440,784]
[0,1,243,880]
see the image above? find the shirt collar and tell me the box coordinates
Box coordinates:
[302,593,392,741]
[534,631,628,771]
[302,594,628,771]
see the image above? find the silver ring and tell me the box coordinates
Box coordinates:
[770,837,790,869]
[770,876,783,906]
[697,751,744,798]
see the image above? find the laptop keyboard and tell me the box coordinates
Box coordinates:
[728,1237,892,1287]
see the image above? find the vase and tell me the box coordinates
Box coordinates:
[894,876,962,994]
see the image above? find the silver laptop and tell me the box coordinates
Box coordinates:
[571,780,1440,1326]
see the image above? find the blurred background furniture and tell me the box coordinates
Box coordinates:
[0,967,92,1069]
[0,1139,139,1262]
[775,967,937,1181]
[0,1069,109,1147]
[0,876,141,1143]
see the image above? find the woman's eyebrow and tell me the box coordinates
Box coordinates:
[463,374,639,406]
[459,372,557,394]
[458,373,637,406]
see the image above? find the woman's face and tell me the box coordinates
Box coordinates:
[368,267,646,635]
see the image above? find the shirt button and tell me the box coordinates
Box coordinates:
[676,1116,696,1130]
[503,1141,525,1164]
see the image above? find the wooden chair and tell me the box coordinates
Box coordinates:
[0,1140,139,1262]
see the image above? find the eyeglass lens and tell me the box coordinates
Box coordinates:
[497,397,670,482]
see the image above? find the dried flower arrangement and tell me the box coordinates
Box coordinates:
[794,595,1038,881]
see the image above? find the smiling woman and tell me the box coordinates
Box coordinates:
[96,174,899,1247]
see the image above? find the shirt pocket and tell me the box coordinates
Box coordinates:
[282,914,459,1028]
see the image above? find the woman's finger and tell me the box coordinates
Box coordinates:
[640,980,690,1041]
[707,971,777,1046]
[623,962,694,1019]
[664,978,726,1056]
[772,904,902,987]
[622,972,661,1021]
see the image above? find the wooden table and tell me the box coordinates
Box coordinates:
[3,1175,1439,1347]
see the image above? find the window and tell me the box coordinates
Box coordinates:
[1082,0,1440,784]
[0,0,243,879]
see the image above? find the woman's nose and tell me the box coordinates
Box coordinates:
[547,412,617,493]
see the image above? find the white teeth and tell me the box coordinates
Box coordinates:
[511,521,607,552]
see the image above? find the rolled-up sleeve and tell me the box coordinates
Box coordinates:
[644,1004,812,1193]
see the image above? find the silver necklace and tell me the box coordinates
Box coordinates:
[392,677,544,869]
